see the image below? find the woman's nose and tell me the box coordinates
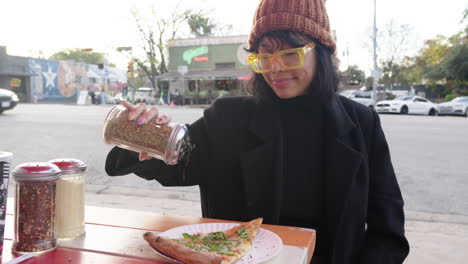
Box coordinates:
[270,59,283,73]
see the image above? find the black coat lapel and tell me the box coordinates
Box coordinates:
[325,96,364,249]
[239,96,364,233]
[240,102,283,224]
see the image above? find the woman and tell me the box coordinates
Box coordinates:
[105,0,409,263]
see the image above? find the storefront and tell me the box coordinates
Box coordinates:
[156,35,252,104]
[0,47,34,102]
[0,46,127,103]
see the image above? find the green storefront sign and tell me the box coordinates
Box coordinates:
[183,46,209,65]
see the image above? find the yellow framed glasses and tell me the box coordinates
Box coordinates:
[247,43,316,73]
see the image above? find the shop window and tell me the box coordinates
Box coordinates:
[10,78,22,88]
[215,80,236,91]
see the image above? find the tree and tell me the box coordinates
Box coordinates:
[187,13,216,37]
[422,10,467,91]
[129,4,191,90]
[346,65,366,85]
[378,20,414,90]
[365,77,374,90]
[441,43,468,82]
[395,56,422,85]
[125,2,232,92]
[462,8,468,33]
[49,49,106,65]
[395,8,467,100]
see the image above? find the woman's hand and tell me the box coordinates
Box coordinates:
[121,100,172,161]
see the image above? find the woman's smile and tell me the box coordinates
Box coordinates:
[271,78,295,88]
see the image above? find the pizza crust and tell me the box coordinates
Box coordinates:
[144,232,223,264]
[144,218,263,264]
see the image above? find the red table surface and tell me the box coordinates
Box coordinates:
[2,201,316,263]
[2,239,164,264]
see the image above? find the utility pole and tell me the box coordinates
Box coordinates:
[372,0,379,101]
[346,42,350,70]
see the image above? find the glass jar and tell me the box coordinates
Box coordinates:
[48,158,86,240]
[12,162,61,254]
[103,105,191,165]
[0,152,13,243]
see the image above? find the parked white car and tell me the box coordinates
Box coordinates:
[376,96,439,115]
[438,96,468,117]
[339,90,375,109]
[132,87,156,105]
[0,88,19,114]
[106,93,125,104]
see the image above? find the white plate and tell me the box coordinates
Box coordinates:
[1,101,11,107]
[152,222,283,264]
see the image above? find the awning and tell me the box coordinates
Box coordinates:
[154,71,183,80]
[155,68,252,81]
[0,71,35,77]
[238,73,253,81]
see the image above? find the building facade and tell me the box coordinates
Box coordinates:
[156,35,252,104]
[0,46,126,103]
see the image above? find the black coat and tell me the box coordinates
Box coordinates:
[106,95,410,264]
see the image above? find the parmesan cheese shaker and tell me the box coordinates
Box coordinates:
[48,159,86,240]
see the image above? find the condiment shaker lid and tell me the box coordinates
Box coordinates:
[48,158,87,174]
[0,151,13,162]
[13,162,61,181]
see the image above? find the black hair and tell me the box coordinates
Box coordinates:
[244,30,341,103]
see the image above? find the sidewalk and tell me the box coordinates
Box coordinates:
[81,184,468,264]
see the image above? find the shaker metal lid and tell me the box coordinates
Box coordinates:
[13,162,61,181]
[48,158,87,174]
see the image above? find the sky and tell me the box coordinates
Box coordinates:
[0,0,466,75]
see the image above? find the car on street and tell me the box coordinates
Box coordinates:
[0,88,19,114]
[376,95,439,115]
[339,90,375,109]
[106,93,125,104]
[132,87,157,105]
[438,97,468,117]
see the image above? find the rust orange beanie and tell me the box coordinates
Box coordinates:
[248,0,336,52]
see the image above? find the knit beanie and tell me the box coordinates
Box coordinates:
[248,0,336,52]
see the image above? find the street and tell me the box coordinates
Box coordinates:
[0,103,467,217]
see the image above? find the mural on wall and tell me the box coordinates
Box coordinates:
[58,61,88,98]
[28,58,127,102]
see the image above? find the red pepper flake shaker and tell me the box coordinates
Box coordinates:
[12,162,61,254]
[103,105,191,165]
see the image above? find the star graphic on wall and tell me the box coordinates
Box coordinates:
[42,66,57,88]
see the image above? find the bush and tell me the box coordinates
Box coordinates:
[444,93,458,102]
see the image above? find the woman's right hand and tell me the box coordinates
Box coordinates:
[121,100,172,161]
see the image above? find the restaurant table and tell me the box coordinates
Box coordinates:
[2,199,315,264]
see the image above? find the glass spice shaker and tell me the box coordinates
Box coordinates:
[48,158,86,240]
[12,162,61,254]
[103,105,191,165]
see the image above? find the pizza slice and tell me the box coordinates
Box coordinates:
[144,218,263,264]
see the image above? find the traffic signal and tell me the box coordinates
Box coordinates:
[81,48,93,52]
[127,61,134,78]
